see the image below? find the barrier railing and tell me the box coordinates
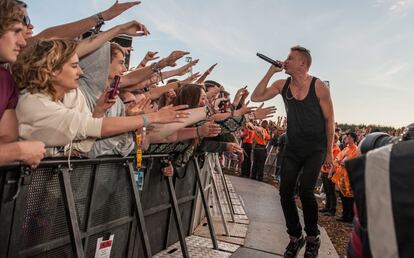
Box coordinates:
[0,154,212,258]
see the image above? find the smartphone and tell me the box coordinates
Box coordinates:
[108,75,121,99]
[256,53,283,68]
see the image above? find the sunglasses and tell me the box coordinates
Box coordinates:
[23,16,31,26]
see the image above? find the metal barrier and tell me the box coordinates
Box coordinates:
[0,154,206,258]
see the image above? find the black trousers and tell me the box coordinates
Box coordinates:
[241,143,252,177]
[251,145,266,181]
[275,152,283,178]
[279,149,326,237]
[321,172,336,213]
[340,193,354,220]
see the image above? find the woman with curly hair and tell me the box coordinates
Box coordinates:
[12,38,190,156]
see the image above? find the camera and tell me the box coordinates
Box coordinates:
[359,123,414,154]
[346,123,414,258]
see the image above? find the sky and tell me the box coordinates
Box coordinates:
[27,0,414,127]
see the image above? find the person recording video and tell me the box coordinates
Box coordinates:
[251,46,335,258]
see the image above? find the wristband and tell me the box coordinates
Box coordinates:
[142,114,149,127]
[196,126,201,138]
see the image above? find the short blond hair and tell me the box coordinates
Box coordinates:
[291,45,312,68]
[0,0,24,36]
[12,39,78,101]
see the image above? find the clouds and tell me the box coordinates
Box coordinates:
[374,0,414,13]
[27,0,413,126]
[139,0,258,60]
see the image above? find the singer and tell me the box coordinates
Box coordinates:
[251,45,335,258]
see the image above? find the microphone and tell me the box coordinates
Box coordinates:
[256,53,283,68]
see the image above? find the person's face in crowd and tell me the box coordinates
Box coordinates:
[52,53,83,94]
[20,7,34,39]
[109,50,127,80]
[345,135,354,145]
[166,88,176,99]
[284,50,303,75]
[0,23,26,63]
[207,85,220,98]
[122,91,137,108]
[198,89,208,107]
[277,128,284,135]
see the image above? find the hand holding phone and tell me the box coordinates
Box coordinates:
[108,75,121,99]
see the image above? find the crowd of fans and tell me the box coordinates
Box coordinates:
[0,0,276,171]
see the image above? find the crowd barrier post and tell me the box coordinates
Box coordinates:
[206,153,230,236]
[212,153,235,221]
[193,156,218,250]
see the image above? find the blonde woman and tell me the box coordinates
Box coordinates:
[12,38,189,156]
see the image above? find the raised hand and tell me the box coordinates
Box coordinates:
[126,96,153,116]
[198,121,222,137]
[144,51,159,61]
[181,72,201,84]
[196,63,218,84]
[117,20,150,37]
[226,142,243,154]
[175,59,199,76]
[93,89,118,118]
[234,101,256,117]
[253,103,277,120]
[101,1,141,21]
[158,50,190,68]
[151,104,190,124]
[233,85,249,107]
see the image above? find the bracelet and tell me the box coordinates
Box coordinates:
[205,105,215,119]
[150,62,159,73]
[196,126,201,137]
[142,114,149,127]
[92,13,104,24]
[159,70,164,84]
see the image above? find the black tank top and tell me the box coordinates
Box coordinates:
[281,77,327,153]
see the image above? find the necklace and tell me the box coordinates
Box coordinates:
[285,76,311,101]
[285,83,295,100]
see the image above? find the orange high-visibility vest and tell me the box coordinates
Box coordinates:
[331,143,359,197]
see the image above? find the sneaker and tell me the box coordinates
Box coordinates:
[304,236,321,258]
[318,208,330,213]
[336,217,353,224]
[283,235,305,258]
[323,211,335,217]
